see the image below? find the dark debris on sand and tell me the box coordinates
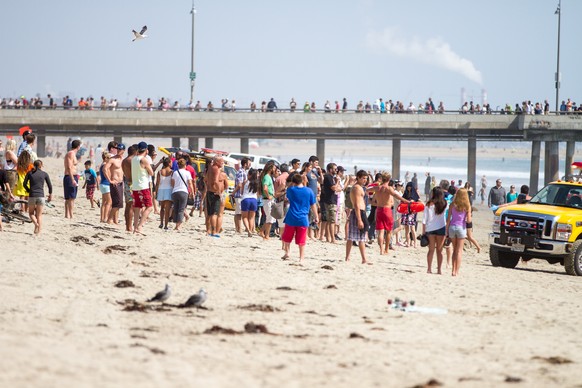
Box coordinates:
[204,325,243,335]
[237,304,282,312]
[276,286,295,291]
[118,299,171,313]
[140,270,164,278]
[71,236,94,245]
[348,332,366,339]
[244,322,271,334]
[114,280,135,288]
[411,378,443,388]
[531,356,573,364]
[103,245,128,254]
[504,376,523,383]
[324,284,337,289]
[321,265,334,270]
[203,322,274,335]
[130,343,166,355]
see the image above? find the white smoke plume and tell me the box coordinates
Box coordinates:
[366,27,483,85]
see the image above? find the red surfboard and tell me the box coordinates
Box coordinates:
[397,202,425,214]
[19,126,32,136]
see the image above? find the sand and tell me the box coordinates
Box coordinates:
[1,156,581,388]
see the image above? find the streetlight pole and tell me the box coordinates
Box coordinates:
[554,0,561,113]
[189,1,196,105]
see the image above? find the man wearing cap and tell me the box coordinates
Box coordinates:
[105,143,126,225]
[131,141,154,235]
[64,140,81,219]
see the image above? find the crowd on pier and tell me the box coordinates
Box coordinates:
[1,94,581,115]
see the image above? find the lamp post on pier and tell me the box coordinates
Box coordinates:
[554,0,561,113]
[189,1,196,104]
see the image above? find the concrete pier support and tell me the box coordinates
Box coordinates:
[565,141,576,179]
[316,139,325,162]
[188,137,199,151]
[240,138,249,154]
[545,141,560,184]
[392,139,401,180]
[205,138,214,149]
[36,131,46,158]
[172,137,181,148]
[467,135,476,191]
[114,132,122,145]
[529,141,541,194]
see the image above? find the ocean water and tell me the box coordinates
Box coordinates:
[44,136,580,194]
[269,140,581,192]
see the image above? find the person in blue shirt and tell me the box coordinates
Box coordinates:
[281,173,318,262]
[82,160,98,209]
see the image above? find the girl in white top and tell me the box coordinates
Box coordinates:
[155,157,173,230]
[422,187,448,274]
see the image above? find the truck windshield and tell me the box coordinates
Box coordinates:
[529,184,582,209]
[224,166,236,181]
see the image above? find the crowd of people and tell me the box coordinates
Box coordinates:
[1,131,519,276]
[2,94,581,115]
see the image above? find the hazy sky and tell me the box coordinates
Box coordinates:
[1,0,580,110]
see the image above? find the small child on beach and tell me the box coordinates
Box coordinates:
[82,160,98,209]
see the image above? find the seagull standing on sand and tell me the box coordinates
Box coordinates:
[147,284,171,303]
[132,25,148,42]
[184,288,207,307]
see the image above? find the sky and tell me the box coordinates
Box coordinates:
[1,0,581,111]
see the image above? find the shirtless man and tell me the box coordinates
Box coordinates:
[369,172,410,254]
[105,143,126,225]
[121,145,137,232]
[345,170,372,264]
[204,156,225,236]
[216,169,229,235]
[64,140,81,219]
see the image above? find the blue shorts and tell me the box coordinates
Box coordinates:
[448,225,467,239]
[241,198,258,212]
[63,175,79,200]
[99,184,110,194]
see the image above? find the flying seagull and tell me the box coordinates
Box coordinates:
[147,284,171,303]
[132,25,148,42]
[184,288,207,308]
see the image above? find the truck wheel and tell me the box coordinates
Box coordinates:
[564,240,582,276]
[490,246,520,268]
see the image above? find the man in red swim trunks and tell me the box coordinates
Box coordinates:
[369,172,410,255]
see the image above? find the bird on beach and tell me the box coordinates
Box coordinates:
[147,284,171,303]
[132,25,148,42]
[184,288,207,308]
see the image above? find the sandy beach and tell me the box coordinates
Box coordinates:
[1,156,581,388]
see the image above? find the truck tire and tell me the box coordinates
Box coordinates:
[564,240,582,276]
[490,246,520,268]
